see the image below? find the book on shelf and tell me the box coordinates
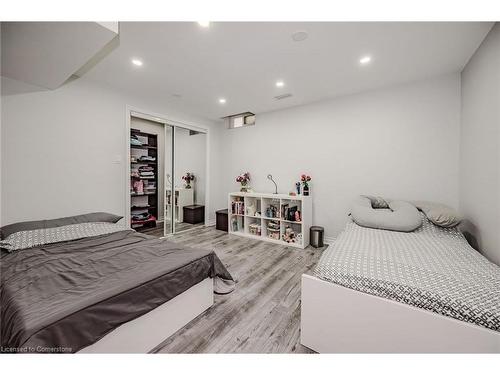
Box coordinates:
[231,200,245,215]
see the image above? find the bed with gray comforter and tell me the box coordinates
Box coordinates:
[1,221,234,353]
[314,214,500,332]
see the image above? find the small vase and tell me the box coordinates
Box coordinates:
[240,183,248,192]
[303,183,309,196]
[185,182,191,189]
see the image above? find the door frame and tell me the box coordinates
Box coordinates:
[125,105,210,236]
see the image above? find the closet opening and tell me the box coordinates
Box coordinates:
[126,109,208,237]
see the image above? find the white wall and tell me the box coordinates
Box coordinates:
[222,74,461,240]
[0,76,225,226]
[459,23,500,265]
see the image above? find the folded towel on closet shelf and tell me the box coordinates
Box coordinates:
[132,212,152,221]
[139,155,156,162]
[130,138,143,146]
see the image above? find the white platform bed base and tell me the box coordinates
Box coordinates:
[301,274,500,353]
[79,277,214,353]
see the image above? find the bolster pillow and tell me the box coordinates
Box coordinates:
[351,197,422,232]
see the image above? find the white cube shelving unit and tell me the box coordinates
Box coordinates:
[228,192,312,249]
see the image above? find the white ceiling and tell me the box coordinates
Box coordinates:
[81,22,493,120]
[1,22,118,89]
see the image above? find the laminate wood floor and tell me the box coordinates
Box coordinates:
[140,222,204,237]
[153,226,326,354]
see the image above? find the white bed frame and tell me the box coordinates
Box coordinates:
[79,278,213,353]
[301,274,500,353]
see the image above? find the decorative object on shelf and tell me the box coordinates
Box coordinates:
[246,202,256,216]
[296,182,301,195]
[267,220,280,240]
[182,172,195,189]
[231,217,239,232]
[249,223,262,236]
[281,225,302,244]
[267,174,278,194]
[265,204,279,218]
[301,174,311,196]
[236,172,251,192]
[281,202,301,222]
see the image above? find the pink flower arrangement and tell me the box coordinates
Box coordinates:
[236,172,250,185]
[300,174,311,183]
[182,172,195,183]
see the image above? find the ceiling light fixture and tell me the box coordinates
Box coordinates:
[291,31,308,42]
[131,58,143,66]
[359,56,372,65]
[197,21,210,28]
[219,98,226,104]
[276,81,285,87]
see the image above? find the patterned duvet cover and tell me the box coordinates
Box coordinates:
[314,214,500,332]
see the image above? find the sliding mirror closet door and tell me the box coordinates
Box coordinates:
[173,127,207,233]
[163,125,174,236]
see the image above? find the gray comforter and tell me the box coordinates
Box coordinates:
[314,214,500,332]
[1,230,234,353]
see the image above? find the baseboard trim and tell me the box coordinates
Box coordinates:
[206,219,216,227]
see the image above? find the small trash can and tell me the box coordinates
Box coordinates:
[310,226,324,248]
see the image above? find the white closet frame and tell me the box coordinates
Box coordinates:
[125,105,210,235]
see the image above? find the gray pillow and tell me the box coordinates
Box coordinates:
[0,212,123,239]
[351,197,422,232]
[411,201,463,228]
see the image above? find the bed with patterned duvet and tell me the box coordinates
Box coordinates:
[314,213,500,332]
[0,213,234,353]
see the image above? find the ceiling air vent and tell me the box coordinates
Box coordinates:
[274,93,293,100]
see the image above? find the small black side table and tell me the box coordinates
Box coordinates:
[183,205,205,224]
[216,209,228,232]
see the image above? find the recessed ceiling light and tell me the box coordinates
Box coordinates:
[276,81,285,88]
[291,31,308,42]
[359,56,372,65]
[219,98,226,104]
[131,58,143,66]
[197,21,210,28]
